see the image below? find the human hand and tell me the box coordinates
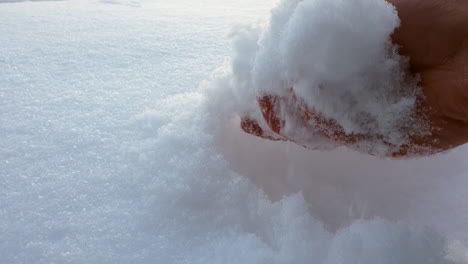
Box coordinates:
[241,0,468,157]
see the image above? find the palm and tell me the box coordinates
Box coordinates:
[389,0,468,152]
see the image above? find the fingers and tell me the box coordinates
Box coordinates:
[240,94,288,141]
[257,90,360,145]
[242,89,431,157]
[240,116,286,142]
[252,90,415,156]
[257,95,283,135]
[240,117,264,137]
[254,92,355,147]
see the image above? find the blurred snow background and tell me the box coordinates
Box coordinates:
[0,0,467,263]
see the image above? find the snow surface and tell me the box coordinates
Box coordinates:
[0,0,468,263]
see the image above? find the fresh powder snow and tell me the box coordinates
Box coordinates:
[0,0,467,263]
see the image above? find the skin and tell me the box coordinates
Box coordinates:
[242,0,468,156]
[387,0,468,153]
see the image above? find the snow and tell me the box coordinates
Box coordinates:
[0,0,467,263]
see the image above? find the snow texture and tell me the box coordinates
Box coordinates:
[0,0,467,263]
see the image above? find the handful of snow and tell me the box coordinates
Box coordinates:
[228,0,429,156]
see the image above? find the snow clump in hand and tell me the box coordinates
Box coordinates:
[228,0,430,156]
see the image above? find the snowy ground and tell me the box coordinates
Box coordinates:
[1,0,468,263]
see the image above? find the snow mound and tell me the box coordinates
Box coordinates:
[126,93,455,264]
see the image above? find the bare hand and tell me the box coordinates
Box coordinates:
[241,0,468,157]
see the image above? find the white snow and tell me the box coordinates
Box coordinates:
[0,0,467,263]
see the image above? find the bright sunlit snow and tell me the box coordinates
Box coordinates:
[1,0,467,263]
